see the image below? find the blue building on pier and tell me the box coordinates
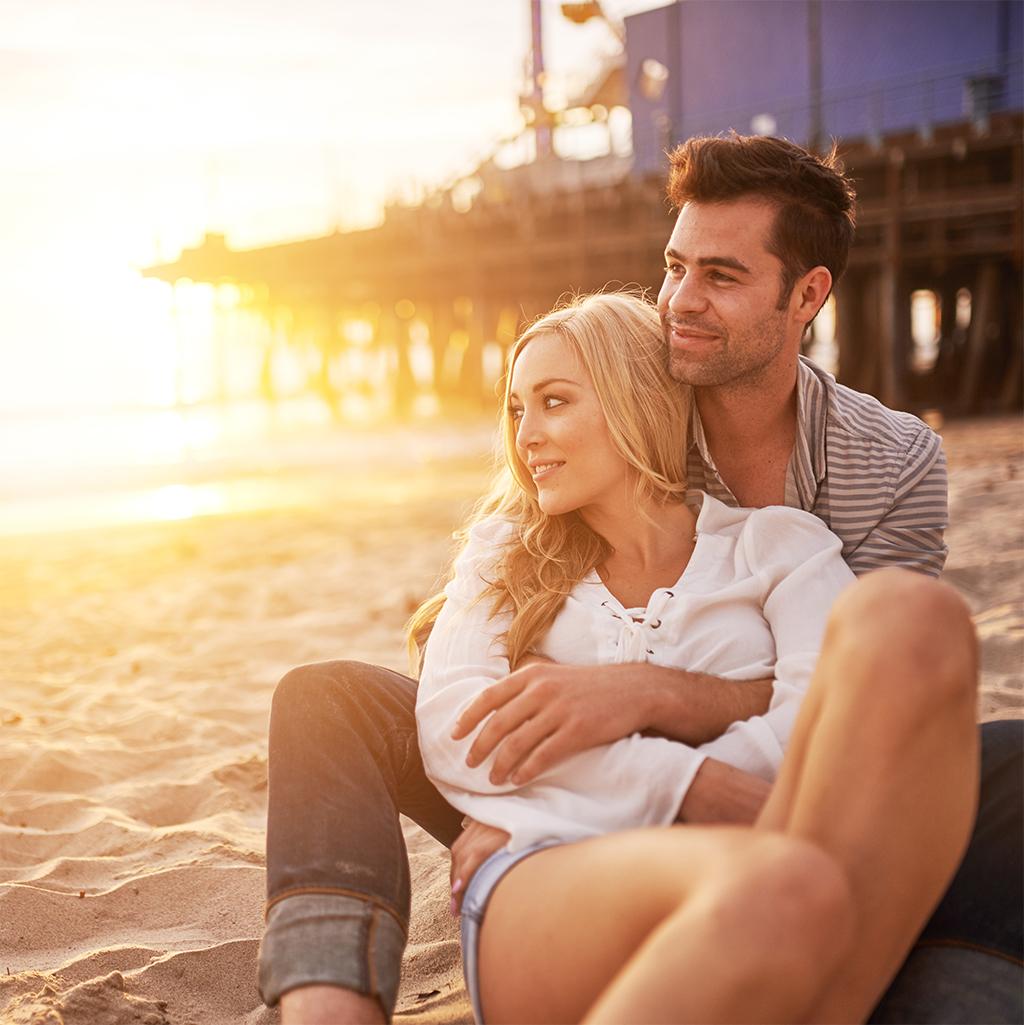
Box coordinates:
[627,0,1022,173]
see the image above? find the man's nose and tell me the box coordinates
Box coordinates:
[663,272,708,315]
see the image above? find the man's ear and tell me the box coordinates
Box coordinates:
[793,266,833,327]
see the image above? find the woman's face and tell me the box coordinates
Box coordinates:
[508,331,631,519]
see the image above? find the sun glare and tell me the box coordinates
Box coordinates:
[0,0,607,534]
[144,483,227,522]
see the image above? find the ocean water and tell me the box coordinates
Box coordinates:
[0,399,497,536]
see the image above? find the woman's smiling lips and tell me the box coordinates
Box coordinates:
[529,460,565,482]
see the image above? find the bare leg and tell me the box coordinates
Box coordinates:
[477,569,977,1025]
[280,985,386,1025]
[756,569,979,1022]
[582,834,854,1025]
[478,828,853,1024]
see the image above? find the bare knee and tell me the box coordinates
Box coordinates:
[677,835,855,991]
[771,839,855,946]
[593,830,855,957]
[714,836,855,951]
[824,568,978,707]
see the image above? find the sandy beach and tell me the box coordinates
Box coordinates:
[1,415,1020,1025]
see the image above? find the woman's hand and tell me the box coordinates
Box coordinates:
[450,818,510,915]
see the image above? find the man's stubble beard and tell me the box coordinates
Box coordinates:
[663,310,789,390]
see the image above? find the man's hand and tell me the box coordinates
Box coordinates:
[451,661,649,786]
[451,656,774,786]
[450,818,510,914]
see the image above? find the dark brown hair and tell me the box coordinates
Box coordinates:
[667,133,856,308]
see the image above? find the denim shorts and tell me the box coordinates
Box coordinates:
[460,841,563,1024]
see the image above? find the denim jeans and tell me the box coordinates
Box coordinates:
[259,661,1023,1022]
[869,717,1023,1024]
[260,661,463,1015]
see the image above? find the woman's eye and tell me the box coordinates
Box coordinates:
[509,406,523,421]
[543,395,566,410]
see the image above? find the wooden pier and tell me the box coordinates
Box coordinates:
[143,112,1022,417]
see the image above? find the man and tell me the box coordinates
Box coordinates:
[260,135,1022,1024]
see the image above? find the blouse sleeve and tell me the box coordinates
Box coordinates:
[695,507,855,779]
[416,517,705,851]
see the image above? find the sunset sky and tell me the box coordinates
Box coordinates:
[1,1,663,417]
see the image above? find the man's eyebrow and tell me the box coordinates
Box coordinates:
[664,248,752,275]
[508,377,580,399]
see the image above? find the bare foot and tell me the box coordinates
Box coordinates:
[280,984,386,1025]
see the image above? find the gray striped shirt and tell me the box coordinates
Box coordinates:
[687,356,948,578]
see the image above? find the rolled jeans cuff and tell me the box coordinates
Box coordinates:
[259,893,407,1017]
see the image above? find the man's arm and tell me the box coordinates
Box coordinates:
[846,428,948,578]
[458,508,853,799]
[644,664,773,744]
[453,660,772,786]
[676,757,771,825]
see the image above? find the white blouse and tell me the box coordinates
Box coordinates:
[415,492,855,851]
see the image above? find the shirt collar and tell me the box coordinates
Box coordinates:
[784,357,829,509]
[690,398,714,468]
[688,355,831,511]
[797,355,831,484]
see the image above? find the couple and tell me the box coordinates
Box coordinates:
[260,135,1022,1024]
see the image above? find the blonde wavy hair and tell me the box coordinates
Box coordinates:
[406,291,691,671]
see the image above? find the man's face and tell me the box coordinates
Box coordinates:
[657,198,796,388]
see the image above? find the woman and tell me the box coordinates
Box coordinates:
[411,292,978,1024]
